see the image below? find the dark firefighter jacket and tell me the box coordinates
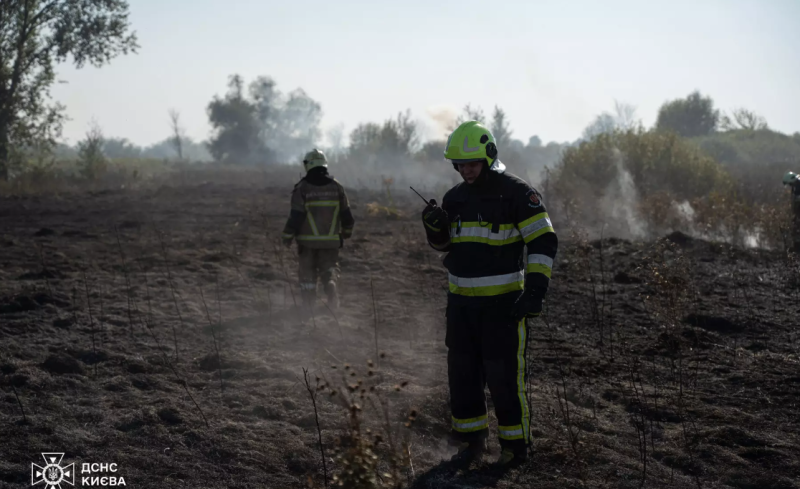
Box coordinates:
[426,167,558,306]
[282,168,355,249]
[792,181,800,214]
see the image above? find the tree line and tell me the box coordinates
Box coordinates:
[1,1,798,184]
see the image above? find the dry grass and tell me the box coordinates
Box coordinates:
[1,170,799,488]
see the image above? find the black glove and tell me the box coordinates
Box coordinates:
[510,288,545,322]
[422,200,449,233]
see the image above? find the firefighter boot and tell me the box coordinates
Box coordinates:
[324,281,339,310]
[300,288,317,312]
[495,447,528,469]
[449,438,487,467]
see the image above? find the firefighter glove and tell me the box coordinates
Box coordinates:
[510,288,545,322]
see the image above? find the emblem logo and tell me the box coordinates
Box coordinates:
[526,189,543,208]
[32,453,74,488]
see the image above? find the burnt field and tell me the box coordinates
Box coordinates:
[1,178,799,488]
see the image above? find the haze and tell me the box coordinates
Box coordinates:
[51,0,800,147]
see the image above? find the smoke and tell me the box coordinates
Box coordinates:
[598,148,647,239]
[744,232,761,249]
[672,200,768,250]
[425,106,458,139]
[324,122,347,155]
[674,200,695,221]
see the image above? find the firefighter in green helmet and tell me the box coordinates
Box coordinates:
[282,149,355,310]
[421,121,558,468]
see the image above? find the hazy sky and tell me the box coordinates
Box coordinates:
[51,0,800,148]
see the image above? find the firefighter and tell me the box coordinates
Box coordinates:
[421,121,558,468]
[783,171,800,251]
[282,149,355,309]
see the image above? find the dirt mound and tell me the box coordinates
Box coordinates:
[41,354,86,375]
[706,426,766,448]
[613,271,641,284]
[33,227,56,237]
[65,348,110,365]
[157,406,184,425]
[685,313,745,334]
[0,292,70,314]
[0,295,40,314]
[665,230,694,246]
[16,269,65,280]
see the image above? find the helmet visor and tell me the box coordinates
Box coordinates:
[450,158,486,165]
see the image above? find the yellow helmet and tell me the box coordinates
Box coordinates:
[303,148,327,172]
[444,120,499,167]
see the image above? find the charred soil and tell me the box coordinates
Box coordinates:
[1,181,799,488]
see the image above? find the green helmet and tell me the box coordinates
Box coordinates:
[444,121,502,170]
[303,149,327,172]
[783,171,798,185]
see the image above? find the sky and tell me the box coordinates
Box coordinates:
[51,0,800,148]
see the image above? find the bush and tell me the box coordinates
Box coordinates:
[694,129,800,205]
[77,124,108,181]
[549,129,732,236]
[546,127,797,249]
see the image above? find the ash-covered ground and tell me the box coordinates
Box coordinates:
[1,180,799,488]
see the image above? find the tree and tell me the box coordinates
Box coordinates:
[206,75,269,165]
[719,108,768,131]
[387,109,418,154]
[416,140,446,163]
[207,74,322,164]
[141,137,212,161]
[490,106,513,149]
[102,137,141,158]
[613,101,638,131]
[527,136,542,148]
[0,0,138,181]
[348,110,418,170]
[655,91,719,137]
[266,88,322,161]
[582,113,618,140]
[77,121,107,180]
[452,104,486,130]
[168,109,184,160]
[582,101,639,141]
[246,76,322,162]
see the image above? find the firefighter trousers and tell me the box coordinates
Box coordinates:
[297,246,340,297]
[793,211,800,251]
[445,302,531,453]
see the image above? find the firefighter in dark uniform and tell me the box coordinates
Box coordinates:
[784,171,800,251]
[421,121,558,468]
[282,149,355,309]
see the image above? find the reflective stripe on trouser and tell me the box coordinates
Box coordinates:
[452,414,489,433]
[298,247,341,291]
[498,425,524,440]
[446,304,530,449]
